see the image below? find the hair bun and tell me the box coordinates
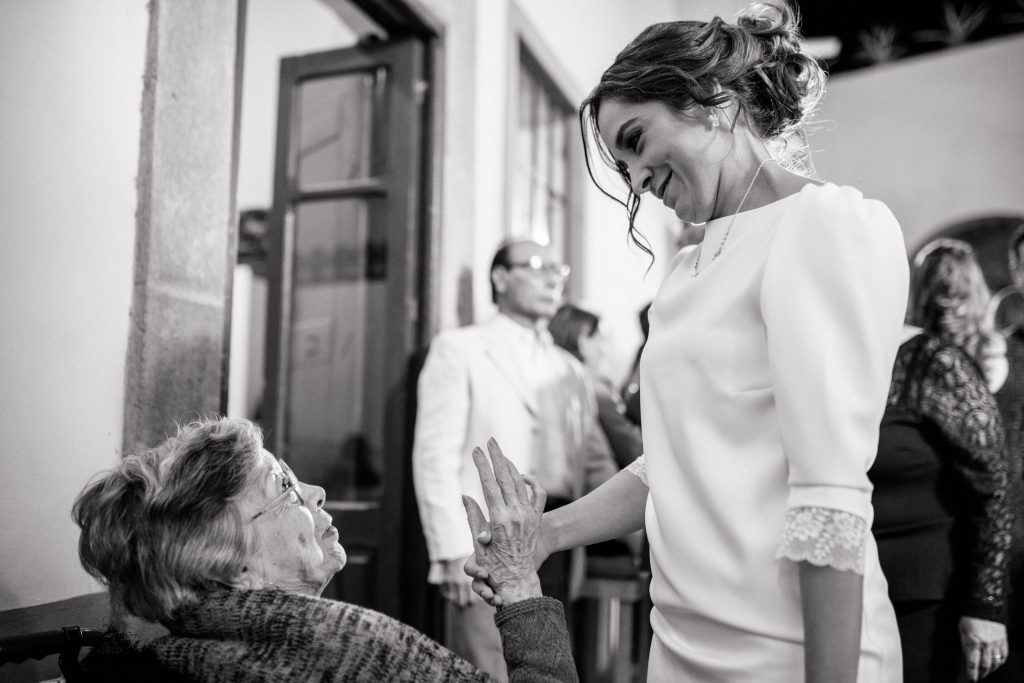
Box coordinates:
[729,0,823,140]
[737,1,801,57]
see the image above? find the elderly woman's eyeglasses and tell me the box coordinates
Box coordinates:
[251,458,305,521]
[506,254,571,279]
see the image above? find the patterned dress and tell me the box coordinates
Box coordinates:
[871,332,1013,681]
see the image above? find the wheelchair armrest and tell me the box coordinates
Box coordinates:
[0,626,104,665]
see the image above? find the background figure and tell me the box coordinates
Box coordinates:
[549,303,643,469]
[990,225,1024,682]
[412,240,617,680]
[870,239,1013,683]
[620,302,651,427]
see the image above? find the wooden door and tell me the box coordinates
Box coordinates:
[263,39,425,619]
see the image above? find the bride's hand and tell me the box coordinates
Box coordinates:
[464,554,501,607]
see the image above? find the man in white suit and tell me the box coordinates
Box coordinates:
[413,239,617,679]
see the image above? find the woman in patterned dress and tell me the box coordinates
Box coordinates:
[870,239,1012,682]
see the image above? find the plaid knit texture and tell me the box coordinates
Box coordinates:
[147,588,577,682]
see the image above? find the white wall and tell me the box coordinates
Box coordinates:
[0,0,149,610]
[809,35,1024,253]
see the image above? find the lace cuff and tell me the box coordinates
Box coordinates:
[624,455,648,487]
[776,506,867,574]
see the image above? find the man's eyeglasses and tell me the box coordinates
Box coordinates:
[505,255,571,279]
[251,457,305,521]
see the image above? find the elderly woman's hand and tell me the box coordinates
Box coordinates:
[465,519,555,607]
[461,438,546,606]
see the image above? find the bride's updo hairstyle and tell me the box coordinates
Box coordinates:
[581,1,825,257]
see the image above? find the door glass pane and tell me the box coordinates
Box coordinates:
[285,199,387,503]
[296,72,376,185]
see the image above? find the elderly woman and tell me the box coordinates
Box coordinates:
[72,417,576,682]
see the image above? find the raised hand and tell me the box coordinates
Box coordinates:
[461,438,546,606]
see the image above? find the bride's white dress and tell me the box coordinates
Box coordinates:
[626,183,906,681]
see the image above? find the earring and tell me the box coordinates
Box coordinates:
[709,112,720,129]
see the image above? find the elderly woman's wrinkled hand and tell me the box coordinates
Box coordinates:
[461,438,545,606]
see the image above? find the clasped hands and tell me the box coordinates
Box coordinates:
[460,438,548,607]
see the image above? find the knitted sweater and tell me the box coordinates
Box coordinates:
[81,589,577,682]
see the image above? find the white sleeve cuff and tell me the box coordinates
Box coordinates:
[624,455,648,487]
[775,506,867,575]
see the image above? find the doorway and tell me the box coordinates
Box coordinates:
[230,0,437,623]
[264,38,426,619]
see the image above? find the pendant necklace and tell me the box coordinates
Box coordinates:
[692,157,773,278]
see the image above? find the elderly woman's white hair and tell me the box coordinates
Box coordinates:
[72,417,264,624]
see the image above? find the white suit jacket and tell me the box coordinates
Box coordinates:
[412,314,617,563]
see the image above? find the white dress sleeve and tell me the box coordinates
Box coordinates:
[760,184,909,574]
[624,454,648,487]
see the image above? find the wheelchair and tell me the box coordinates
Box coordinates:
[0,626,104,682]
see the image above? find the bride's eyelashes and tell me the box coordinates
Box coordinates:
[626,129,643,154]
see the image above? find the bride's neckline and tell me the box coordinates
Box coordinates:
[705,179,825,226]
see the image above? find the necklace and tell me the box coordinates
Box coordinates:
[692,158,773,278]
